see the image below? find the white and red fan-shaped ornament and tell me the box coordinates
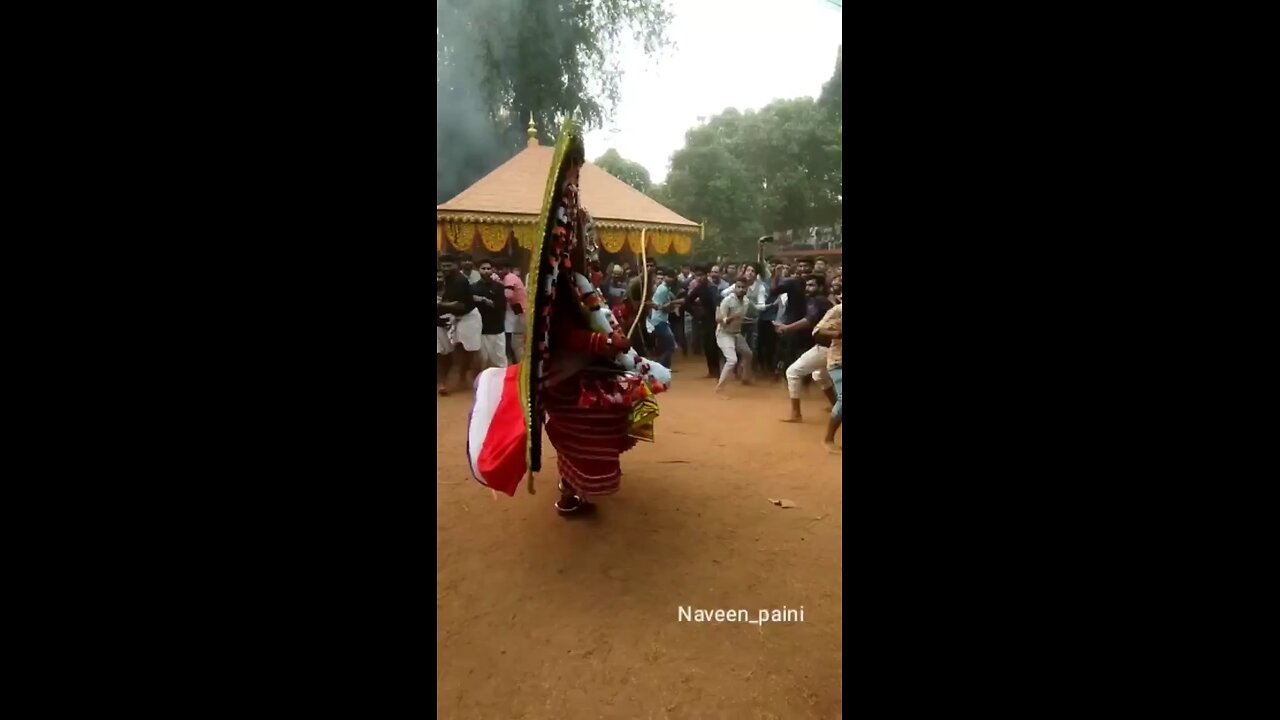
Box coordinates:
[466,365,528,496]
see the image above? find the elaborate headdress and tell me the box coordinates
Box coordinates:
[519,116,589,473]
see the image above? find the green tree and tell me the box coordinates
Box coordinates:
[437,0,673,203]
[594,148,652,192]
[645,183,668,205]
[820,44,842,159]
[661,111,765,262]
[820,45,841,120]
[746,98,841,231]
[661,92,842,260]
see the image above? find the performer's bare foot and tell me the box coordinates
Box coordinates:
[437,383,449,396]
[822,440,841,454]
[714,387,731,400]
[780,416,803,423]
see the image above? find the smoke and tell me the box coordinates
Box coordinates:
[437,0,668,204]
[437,2,507,203]
[435,68,506,204]
[436,0,566,204]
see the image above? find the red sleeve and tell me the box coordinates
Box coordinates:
[552,322,629,357]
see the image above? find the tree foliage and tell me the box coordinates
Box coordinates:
[436,0,673,203]
[660,94,843,262]
[820,44,841,120]
[594,148,652,192]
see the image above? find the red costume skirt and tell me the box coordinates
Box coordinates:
[542,376,638,497]
[467,366,641,498]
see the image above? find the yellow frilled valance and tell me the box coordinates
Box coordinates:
[599,229,627,253]
[444,223,473,252]
[437,221,525,253]
[594,229,691,256]
[478,224,507,253]
[512,225,539,250]
[435,222,694,256]
[651,232,672,254]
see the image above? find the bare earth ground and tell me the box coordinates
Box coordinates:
[437,354,843,719]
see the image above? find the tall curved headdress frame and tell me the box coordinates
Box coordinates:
[518,115,582,473]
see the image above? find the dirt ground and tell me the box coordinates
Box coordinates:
[437,353,843,719]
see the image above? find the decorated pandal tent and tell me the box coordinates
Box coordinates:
[437,118,700,260]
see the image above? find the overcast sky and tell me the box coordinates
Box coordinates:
[583,0,842,185]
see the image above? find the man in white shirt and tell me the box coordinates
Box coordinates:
[459,254,482,284]
[722,262,770,350]
[714,276,754,396]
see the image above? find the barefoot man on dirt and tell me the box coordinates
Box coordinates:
[777,274,835,423]
[498,260,527,365]
[812,287,842,452]
[437,253,482,395]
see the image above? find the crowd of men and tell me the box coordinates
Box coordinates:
[436,248,842,450]
[435,253,526,396]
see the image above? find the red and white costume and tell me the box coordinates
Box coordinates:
[466,121,670,498]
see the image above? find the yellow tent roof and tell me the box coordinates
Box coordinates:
[437,142,698,233]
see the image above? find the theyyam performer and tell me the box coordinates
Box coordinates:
[466,116,672,514]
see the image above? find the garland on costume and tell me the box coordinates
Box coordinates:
[521,117,579,474]
[627,228,649,339]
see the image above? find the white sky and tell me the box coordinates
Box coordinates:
[584,0,842,184]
